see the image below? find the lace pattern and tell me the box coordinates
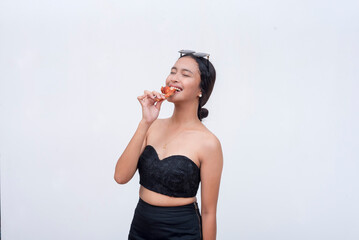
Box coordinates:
[137,145,201,198]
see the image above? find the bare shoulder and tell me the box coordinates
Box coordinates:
[197,124,222,148]
[196,125,223,164]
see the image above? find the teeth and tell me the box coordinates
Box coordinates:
[171,87,181,92]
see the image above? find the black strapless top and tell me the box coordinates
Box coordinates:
[137,145,201,198]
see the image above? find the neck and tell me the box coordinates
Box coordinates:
[170,100,201,128]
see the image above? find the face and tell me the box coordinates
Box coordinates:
[165,56,202,103]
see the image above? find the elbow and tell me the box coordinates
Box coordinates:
[114,174,130,184]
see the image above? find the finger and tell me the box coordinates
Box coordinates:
[144,90,156,100]
[155,98,164,110]
[155,97,165,102]
[151,90,164,100]
[137,94,146,100]
[137,94,147,104]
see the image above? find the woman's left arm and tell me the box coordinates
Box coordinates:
[200,136,223,240]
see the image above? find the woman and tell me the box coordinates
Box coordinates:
[114,50,223,240]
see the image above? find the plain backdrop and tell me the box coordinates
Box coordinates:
[1,0,358,239]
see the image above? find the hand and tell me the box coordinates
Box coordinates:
[137,90,166,124]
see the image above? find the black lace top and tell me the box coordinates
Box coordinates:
[137,145,201,198]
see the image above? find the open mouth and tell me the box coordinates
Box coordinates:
[170,86,182,92]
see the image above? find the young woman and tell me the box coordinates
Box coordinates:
[114,50,223,240]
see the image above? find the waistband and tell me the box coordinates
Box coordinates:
[138,197,199,210]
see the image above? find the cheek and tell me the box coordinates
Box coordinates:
[184,79,201,95]
[190,77,201,89]
[165,76,171,85]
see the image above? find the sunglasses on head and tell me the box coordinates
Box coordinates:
[178,50,210,60]
[178,49,210,69]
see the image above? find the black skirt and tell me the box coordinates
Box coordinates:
[128,198,202,240]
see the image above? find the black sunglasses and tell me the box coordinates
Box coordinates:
[178,49,210,70]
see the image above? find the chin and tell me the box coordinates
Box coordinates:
[167,92,186,103]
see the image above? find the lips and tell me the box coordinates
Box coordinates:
[169,85,183,92]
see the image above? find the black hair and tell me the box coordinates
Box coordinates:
[179,54,216,121]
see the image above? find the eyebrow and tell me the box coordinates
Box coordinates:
[171,67,194,75]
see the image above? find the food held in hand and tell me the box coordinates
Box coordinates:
[161,86,177,98]
[155,86,177,101]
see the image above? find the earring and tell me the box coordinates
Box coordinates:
[199,93,202,97]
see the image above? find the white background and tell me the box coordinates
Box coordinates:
[1,0,358,239]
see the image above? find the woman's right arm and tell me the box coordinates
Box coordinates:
[114,90,165,184]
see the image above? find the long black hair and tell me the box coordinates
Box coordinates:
[179,54,216,121]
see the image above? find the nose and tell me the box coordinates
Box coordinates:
[169,74,179,84]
